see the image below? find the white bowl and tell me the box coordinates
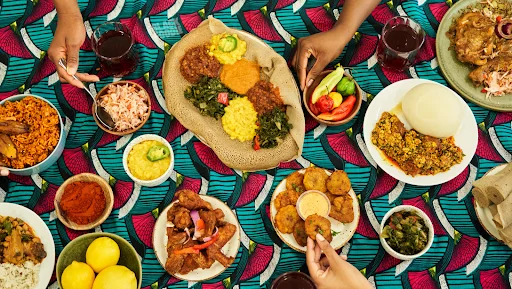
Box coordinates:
[295,190,331,220]
[122,134,174,187]
[379,205,434,261]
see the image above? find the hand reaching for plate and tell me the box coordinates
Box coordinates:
[306,234,372,289]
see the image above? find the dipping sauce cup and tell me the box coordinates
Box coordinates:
[377,16,425,71]
[91,21,138,77]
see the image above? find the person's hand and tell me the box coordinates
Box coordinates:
[48,12,99,88]
[292,29,347,91]
[306,234,372,289]
[0,167,8,176]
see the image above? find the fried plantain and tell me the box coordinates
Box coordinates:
[275,205,301,234]
[329,195,355,223]
[0,121,29,135]
[326,170,351,195]
[0,133,16,159]
[274,190,300,211]
[293,220,308,247]
[303,167,328,192]
[285,171,306,193]
[305,214,332,242]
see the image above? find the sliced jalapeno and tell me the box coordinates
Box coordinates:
[146,145,170,162]
[218,35,238,52]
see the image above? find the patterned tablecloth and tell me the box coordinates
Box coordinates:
[1,0,512,288]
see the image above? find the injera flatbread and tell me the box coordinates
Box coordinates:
[163,17,305,171]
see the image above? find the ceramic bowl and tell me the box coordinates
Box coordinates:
[54,173,114,230]
[56,232,142,289]
[1,94,66,176]
[379,205,434,261]
[122,134,174,187]
[303,70,362,126]
[271,272,316,289]
[295,190,331,220]
[93,80,151,136]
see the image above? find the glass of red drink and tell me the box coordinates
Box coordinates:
[91,22,138,77]
[377,16,425,71]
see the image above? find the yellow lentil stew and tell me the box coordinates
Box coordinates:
[371,112,464,176]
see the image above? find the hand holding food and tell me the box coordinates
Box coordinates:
[306,235,372,289]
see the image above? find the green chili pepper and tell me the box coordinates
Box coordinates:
[146,145,171,162]
[218,35,238,52]
[3,220,12,235]
[336,77,356,96]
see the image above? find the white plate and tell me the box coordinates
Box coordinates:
[474,164,507,242]
[363,79,478,186]
[152,195,240,281]
[0,202,55,289]
[270,169,360,253]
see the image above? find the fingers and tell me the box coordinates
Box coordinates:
[65,41,81,75]
[340,254,348,261]
[306,237,321,274]
[0,167,9,176]
[295,41,312,91]
[56,65,84,88]
[315,234,343,269]
[319,256,330,271]
[305,57,329,90]
[76,72,100,83]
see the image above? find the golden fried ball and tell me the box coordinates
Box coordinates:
[275,205,301,234]
[326,170,351,195]
[303,167,328,192]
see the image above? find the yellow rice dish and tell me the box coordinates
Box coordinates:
[222,98,258,142]
[209,33,247,65]
[127,140,171,180]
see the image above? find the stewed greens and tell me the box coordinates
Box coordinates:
[381,210,429,255]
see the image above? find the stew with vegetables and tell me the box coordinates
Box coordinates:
[0,215,46,265]
[381,210,429,255]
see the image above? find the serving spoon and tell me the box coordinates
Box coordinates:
[58,59,115,130]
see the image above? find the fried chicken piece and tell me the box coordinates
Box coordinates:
[199,210,217,238]
[286,171,306,193]
[167,227,187,247]
[168,205,193,229]
[453,12,496,65]
[329,195,355,223]
[326,170,351,195]
[176,190,213,211]
[274,190,300,211]
[179,255,199,275]
[191,251,215,269]
[303,167,328,193]
[468,56,512,84]
[305,214,332,242]
[206,223,237,267]
[293,220,308,247]
[275,205,301,234]
[165,245,184,275]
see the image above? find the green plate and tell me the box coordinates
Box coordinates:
[56,232,142,289]
[436,0,512,112]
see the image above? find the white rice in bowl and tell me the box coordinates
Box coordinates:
[0,261,40,289]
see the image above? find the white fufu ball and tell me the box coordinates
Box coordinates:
[402,83,462,138]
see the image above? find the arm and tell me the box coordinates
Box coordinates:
[292,0,380,90]
[48,0,99,88]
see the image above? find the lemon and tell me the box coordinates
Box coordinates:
[86,237,120,273]
[61,261,95,289]
[92,265,137,289]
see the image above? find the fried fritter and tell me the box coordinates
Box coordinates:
[324,191,337,204]
[293,220,308,247]
[453,12,496,65]
[168,205,193,229]
[286,171,306,193]
[274,190,300,211]
[326,170,351,195]
[305,214,332,242]
[275,205,301,234]
[176,190,213,211]
[329,195,355,223]
[303,167,328,192]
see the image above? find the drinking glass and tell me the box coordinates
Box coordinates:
[91,22,139,77]
[377,16,426,71]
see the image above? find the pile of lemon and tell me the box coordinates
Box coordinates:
[61,237,137,289]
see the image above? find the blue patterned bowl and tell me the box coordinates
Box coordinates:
[0,94,66,176]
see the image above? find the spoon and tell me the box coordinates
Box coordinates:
[58,59,115,130]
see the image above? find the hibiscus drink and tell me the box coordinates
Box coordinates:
[377,16,425,71]
[92,22,138,77]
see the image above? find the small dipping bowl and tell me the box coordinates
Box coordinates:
[123,134,174,187]
[271,272,316,289]
[93,80,151,136]
[379,205,434,261]
[54,173,114,230]
[296,190,331,220]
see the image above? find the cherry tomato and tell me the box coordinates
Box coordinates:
[308,97,320,115]
[217,92,229,105]
[315,95,334,113]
